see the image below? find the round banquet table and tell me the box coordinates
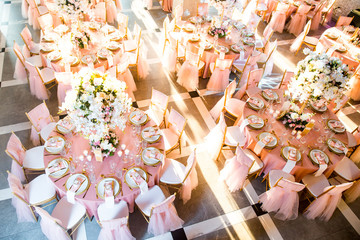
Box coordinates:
[241,88,349,181]
[172,20,256,78]
[317,27,360,100]
[40,22,124,73]
[43,113,164,219]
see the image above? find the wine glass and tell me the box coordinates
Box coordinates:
[135,155,141,166]
[110,160,117,174]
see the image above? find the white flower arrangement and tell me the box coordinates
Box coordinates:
[280,102,314,131]
[60,68,132,157]
[56,0,89,18]
[286,49,352,109]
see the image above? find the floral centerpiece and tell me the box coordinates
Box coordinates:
[60,68,132,157]
[279,102,313,131]
[286,49,352,110]
[56,0,90,18]
[71,30,90,49]
[208,25,227,38]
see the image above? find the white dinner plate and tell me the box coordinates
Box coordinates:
[124,167,148,189]
[65,173,89,195]
[327,119,345,133]
[247,97,264,111]
[141,147,162,166]
[246,115,264,130]
[309,149,329,165]
[327,138,346,154]
[56,117,75,134]
[261,89,278,101]
[281,146,301,162]
[257,132,278,149]
[141,127,161,143]
[46,157,69,178]
[129,110,148,126]
[45,136,65,154]
[96,177,120,199]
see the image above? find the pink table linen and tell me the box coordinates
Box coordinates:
[44,116,164,219]
[242,89,349,181]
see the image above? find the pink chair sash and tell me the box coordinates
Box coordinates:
[25,61,49,100]
[98,217,135,240]
[27,0,40,30]
[151,89,168,111]
[180,150,198,204]
[8,172,35,223]
[290,20,311,53]
[259,179,305,220]
[28,102,53,145]
[35,207,69,240]
[168,109,186,136]
[268,3,288,33]
[205,113,226,161]
[7,133,26,182]
[148,195,184,236]
[304,182,353,221]
[220,145,253,192]
[209,81,236,120]
[105,0,117,24]
[56,72,73,107]
[137,46,150,79]
[22,0,29,18]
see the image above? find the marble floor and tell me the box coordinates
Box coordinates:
[0,0,360,239]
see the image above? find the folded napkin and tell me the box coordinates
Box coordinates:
[254,135,274,155]
[248,117,261,125]
[330,121,344,130]
[143,128,159,139]
[282,160,296,173]
[46,161,66,175]
[145,149,163,161]
[288,148,297,161]
[104,180,115,207]
[46,138,63,148]
[129,171,148,194]
[59,119,73,130]
[314,152,327,177]
[263,89,275,99]
[132,111,144,122]
[248,98,261,108]
[330,140,346,152]
[67,175,85,203]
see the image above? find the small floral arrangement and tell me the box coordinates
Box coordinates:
[72,31,90,49]
[350,29,360,47]
[280,103,314,131]
[60,68,132,157]
[56,0,89,17]
[286,49,352,110]
[208,25,227,38]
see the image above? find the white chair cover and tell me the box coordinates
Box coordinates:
[180,150,198,204]
[204,113,226,161]
[35,207,69,240]
[6,133,26,182]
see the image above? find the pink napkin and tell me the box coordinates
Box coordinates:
[330,121,344,130]
[314,152,327,177]
[264,89,275,99]
[248,98,261,108]
[143,128,159,138]
[248,117,261,125]
[59,119,73,130]
[145,149,162,160]
[330,140,345,151]
[69,176,85,193]
[288,148,297,161]
[261,135,273,145]
[254,135,274,155]
[132,111,144,122]
[129,171,148,194]
[104,180,114,198]
[46,138,63,148]
[47,161,66,174]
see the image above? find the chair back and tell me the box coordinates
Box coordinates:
[276,178,305,192]
[34,207,70,240]
[197,3,208,16]
[6,133,25,166]
[174,5,183,24]
[279,70,294,89]
[235,145,254,169]
[163,15,170,41]
[276,2,289,12]
[214,58,233,71]
[26,101,53,132]
[95,2,106,23]
[7,171,26,200]
[133,22,142,46]
[247,13,261,32]
[246,68,264,89]
[185,49,201,67]
[168,108,186,136]
[224,81,237,104]
[35,66,48,84]
[38,13,53,32]
[151,88,169,112]
[335,16,354,27]
[99,217,134,240]
[13,41,26,67]
[263,24,274,43]
[117,13,128,37]
[206,113,226,161]
[296,4,311,15]
[182,149,197,183]
[20,26,34,50]
[117,55,130,73]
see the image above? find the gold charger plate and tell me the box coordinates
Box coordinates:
[281,146,302,162]
[327,119,346,134]
[141,147,162,166]
[124,167,149,189]
[96,177,121,199]
[44,135,66,154]
[65,173,90,195]
[308,149,330,166]
[46,157,69,178]
[257,131,278,149]
[246,115,265,130]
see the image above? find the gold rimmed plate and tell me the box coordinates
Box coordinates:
[46,157,69,178]
[230,44,244,53]
[124,167,149,189]
[261,89,278,101]
[281,146,301,162]
[97,48,112,60]
[96,177,121,199]
[327,138,347,155]
[247,97,264,111]
[309,102,327,112]
[56,117,75,134]
[141,147,162,166]
[45,136,66,154]
[47,51,62,62]
[129,110,148,126]
[257,132,278,149]
[214,45,229,54]
[81,54,97,65]
[327,119,345,133]
[141,126,161,143]
[246,115,264,130]
[65,173,89,195]
[308,149,329,166]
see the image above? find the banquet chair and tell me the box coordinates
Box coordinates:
[26,101,56,145]
[177,47,204,91]
[37,13,54,33]
[135,185,184,235]
[321,0,336,25]
[105,0,117,24]
[243,68,264,96]
[160,149,198,204]
[97,201,135,239]
[25,60,51,100]
[220,145,264,192]
[35,65,57,90]
[290,20,318,55]
[302,174,353,221]
[335,16,354,27]
[265,169,295,190]
[116,56,137,100]
[263,0,277,22]
[145,88,169,127]
[205,113,227,161]
[94,2,106,23]
[27,0,48,29]
[233,50,262,86]
[224,115,248,148]
[247,13,261,32]
[268,2,289,33]
[35,196,87,239]
[13,41,42,80]
[332,157,360,203]
[174,4,186,29]
[258,69,292,90]
[287,4,312,36]
[197,3,208,16]
[331,51,360,72]
[258,39,278,77]
[8,171,57,221]
[5,132,46,182]
[209,81,246,122]
[20,25,40,56]
[124,40,149,80]
[162,15,171,55]
[55,72,73,106]
[207,58,234,92]
[163,31,184,72]
[117,13,129,39]
[255,25,274,52]
[259,176,305,220]
[307,1,326,30]
[124,22,141,52]
[161,107,186,154]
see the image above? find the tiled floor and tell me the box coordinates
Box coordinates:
[1,0,360,239]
